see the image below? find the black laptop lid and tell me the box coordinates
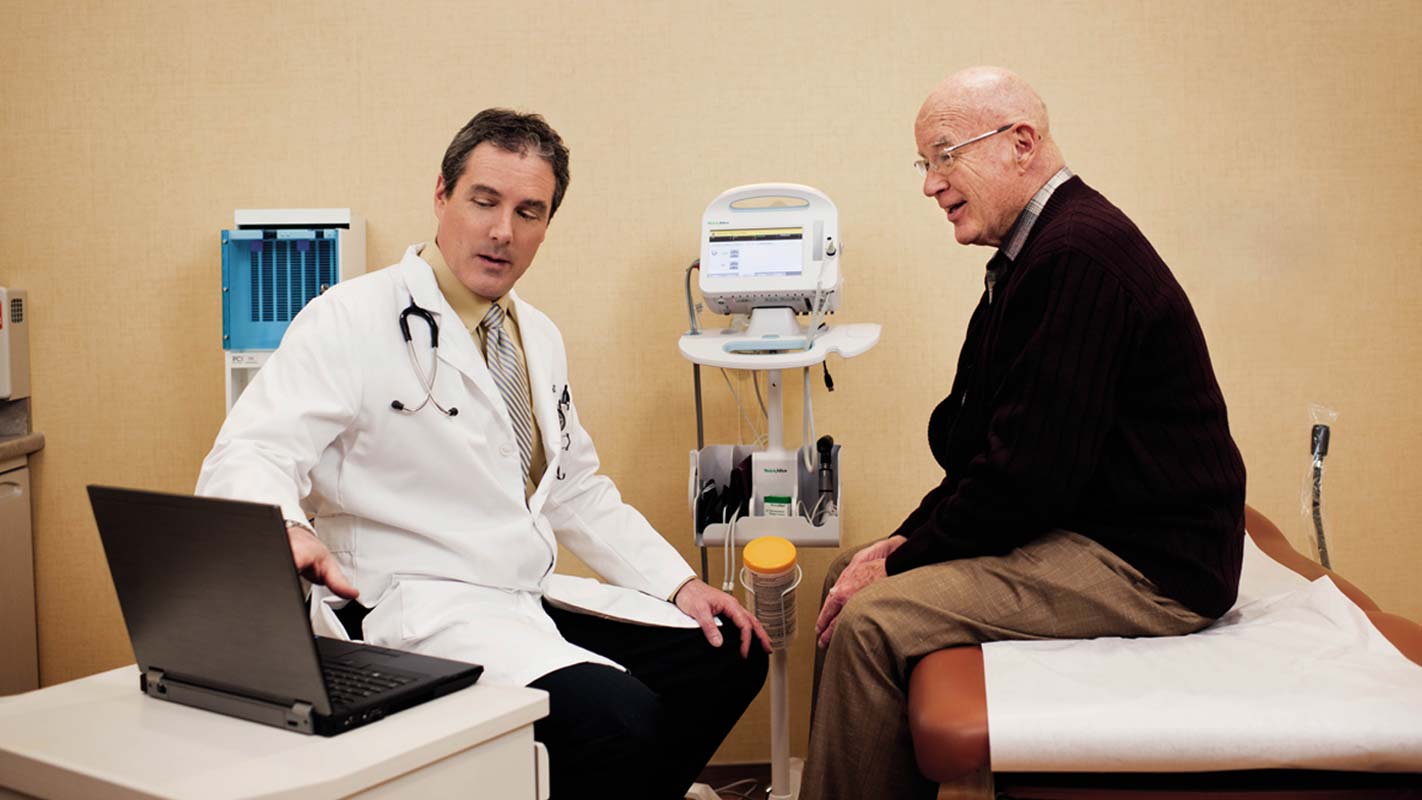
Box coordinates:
[87,486,332,715]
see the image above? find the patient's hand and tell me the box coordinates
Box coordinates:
[816,558,890,649]
[848,535,907,568]
[287,523,359,600]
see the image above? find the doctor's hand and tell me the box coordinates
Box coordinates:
[815,558,889,649]
[674,579,773,658]
[286,523,359,600]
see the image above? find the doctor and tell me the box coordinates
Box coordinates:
[198,108,769,799]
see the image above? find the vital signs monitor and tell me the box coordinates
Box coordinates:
[699,184,840,317]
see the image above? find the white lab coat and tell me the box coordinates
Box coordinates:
[197,244,697,686]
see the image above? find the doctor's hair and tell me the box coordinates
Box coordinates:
[441,108,571,220]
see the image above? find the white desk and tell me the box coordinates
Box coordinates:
[0,666,549,799]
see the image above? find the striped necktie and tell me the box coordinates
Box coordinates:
[481,302,534,483]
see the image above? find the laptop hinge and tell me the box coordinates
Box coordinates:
[287,701,314,731]
[138,666,320,735]
[142,667,167,697]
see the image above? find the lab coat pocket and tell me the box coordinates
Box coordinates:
[312,591,357,641]
[356,577,407,649]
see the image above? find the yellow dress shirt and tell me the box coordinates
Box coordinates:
[422,241,547,498]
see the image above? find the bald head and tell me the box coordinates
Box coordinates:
[914,66,1066,248]
[918,66,1053,142]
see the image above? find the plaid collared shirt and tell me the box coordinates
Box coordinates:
[1001,166,1074,260]
[986,166,1074,302]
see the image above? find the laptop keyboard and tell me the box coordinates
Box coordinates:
[322,661,416,708]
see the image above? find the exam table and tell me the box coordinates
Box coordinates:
[908,505,1422,798]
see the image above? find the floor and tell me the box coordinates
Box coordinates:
[693,763,988,799]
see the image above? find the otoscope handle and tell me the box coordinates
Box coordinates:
[816,435,835,494]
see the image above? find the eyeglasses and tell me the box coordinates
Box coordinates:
[913,123,1015,178]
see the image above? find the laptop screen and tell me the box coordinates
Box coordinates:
[88,486,332,715]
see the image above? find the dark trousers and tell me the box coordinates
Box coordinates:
[530,602,768,799]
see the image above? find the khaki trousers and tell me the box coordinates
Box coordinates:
[803,531,1210,800]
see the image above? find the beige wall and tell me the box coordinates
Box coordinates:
[4,0,1420,763]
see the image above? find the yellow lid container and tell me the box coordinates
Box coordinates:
[743,536,797,575]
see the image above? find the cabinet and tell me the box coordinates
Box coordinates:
[0,666,549,800]
[0,456,37,695]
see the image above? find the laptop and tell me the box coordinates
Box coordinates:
[87,485,484,736]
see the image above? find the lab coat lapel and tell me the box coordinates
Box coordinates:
[396,248,501,404]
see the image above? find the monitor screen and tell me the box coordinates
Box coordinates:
[704,227,803,279]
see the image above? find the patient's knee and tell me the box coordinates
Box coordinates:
[834,593,893,655]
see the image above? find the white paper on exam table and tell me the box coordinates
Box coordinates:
[982,535,1422,773]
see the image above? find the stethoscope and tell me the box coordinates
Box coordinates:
[390,296,458,416]
[389,294,576,481]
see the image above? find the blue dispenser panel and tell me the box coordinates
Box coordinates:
[222,229,340,350]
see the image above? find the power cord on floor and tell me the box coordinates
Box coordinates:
[684,775,761,799]
[712,777,759,799]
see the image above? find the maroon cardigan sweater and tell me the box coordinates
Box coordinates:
[884,177,1246,619]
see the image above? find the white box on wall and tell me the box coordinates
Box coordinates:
[0,288,29,401]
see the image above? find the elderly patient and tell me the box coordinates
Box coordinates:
[803,66,1247,799]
